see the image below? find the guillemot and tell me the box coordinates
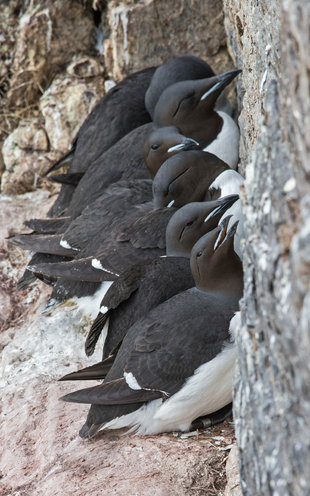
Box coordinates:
[19,126,199,252]
[47,67,156,218]
[48,56,224,216]
[165,195,239,257]
[12,180,153,256]
[61,220,243,437]
[153,69,241,169]
[152,150,244,209]
[56,196,237,359]
[47,67,156,177]
[145,55,233,118]
[13,129,206,286]
[143,126,200,178]
[26,158,242,287]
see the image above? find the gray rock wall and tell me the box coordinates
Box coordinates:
[224,0,310,494]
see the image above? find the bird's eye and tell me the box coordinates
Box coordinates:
[196,251,203,257]
[151,144,160,150]
[186,220,194,227]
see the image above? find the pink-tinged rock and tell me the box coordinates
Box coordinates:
[0,189,55,246]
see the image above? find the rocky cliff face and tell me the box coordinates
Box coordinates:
[224,0,310,494]
[2,0,308,494]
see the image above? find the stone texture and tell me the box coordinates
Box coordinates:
[0,0,102,187]
[0,0,24,176]
[7,1,95,108]
[224,0,310,494]
[39,66,104,152]
[1,63,105,194]
[104,0,232,80]
[224,444,242,496]
[1,122,59,194]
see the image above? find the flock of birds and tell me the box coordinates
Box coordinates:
[10,55,245,438]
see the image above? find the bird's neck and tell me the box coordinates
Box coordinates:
[180,110,223,148]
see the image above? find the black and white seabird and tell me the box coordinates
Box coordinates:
[26,205,176,284]
[19,126,199,252]
[82,257,195,359]
[61,220,243,437]
[69,197,238,358]
[165,195,239,257]
[153,69,241,169]
[26,162,242,287]
[152,150,244,209]
[143,126,200,179]
[13,128,203,289]
[15,124,154,289]
[15,125,194,286]
[145,55,233,118]
[47,67,156,177]
[11,180,153,256]
[63,68,241,216]
[48,56,224,216]
[47,67,156,217]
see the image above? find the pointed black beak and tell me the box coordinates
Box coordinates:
[204,194,239,223]
[167,137,200,153]
[200,69,242,101]
[214,216,239,251]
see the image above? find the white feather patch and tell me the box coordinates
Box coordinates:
[60,239,78,250]
[167,200,175,208]
[124,371,142,390]
[209,170,244,198]
[100,342,236,435]
[100,305,109,314]
[73,281,113,320]
[153,342,236,429]
[91,259,119,276]
[204,111,240,169]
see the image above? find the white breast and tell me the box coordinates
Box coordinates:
[101,342,236,435]
[204,111,240,169]
[209,169,244,197]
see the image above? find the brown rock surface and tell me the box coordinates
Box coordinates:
[39,66,104,153]
[1,64,105,194]
[7,1,95,108]
[104,0,232,79]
